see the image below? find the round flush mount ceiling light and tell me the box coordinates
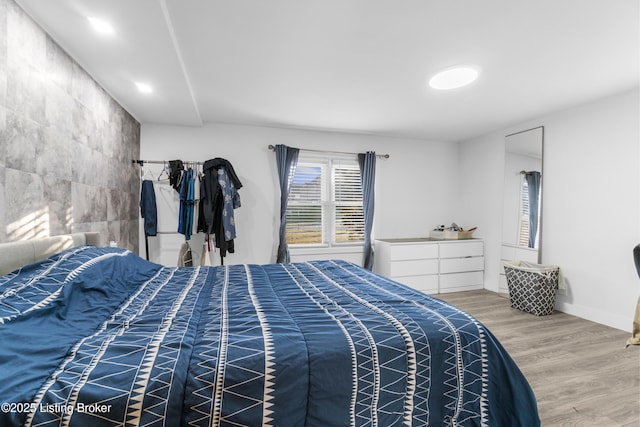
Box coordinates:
[428,65,480,90]
[87,16,115,35]
[135,82,153,94]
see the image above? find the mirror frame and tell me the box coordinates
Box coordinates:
[504,126,544,263]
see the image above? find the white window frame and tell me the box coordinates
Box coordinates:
[287,152,364,248]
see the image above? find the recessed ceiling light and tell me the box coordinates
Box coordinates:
[429,65,480,90]
[87,16,115,35]
[135,82,153,94]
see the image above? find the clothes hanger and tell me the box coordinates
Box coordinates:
[141,164,155,180]
[157,162,170,181]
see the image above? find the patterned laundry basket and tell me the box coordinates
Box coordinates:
[504,261,560,316]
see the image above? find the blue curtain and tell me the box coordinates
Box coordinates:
[525,171,541,248]
[276,144,300,263]
[358,152,376,270]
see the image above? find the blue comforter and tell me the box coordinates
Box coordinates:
[0,246,539,426]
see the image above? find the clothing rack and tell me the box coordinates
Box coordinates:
[134,159,229,266]
[133,159,204,181]
[134,159,204,262]
[267,145,390,159]
[132,159,204,168]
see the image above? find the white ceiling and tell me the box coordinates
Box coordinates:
[15,0,640,142]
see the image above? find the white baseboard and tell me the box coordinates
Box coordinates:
[555,300,632,333]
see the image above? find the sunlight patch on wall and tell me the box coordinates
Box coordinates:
[7,207,50,241]
[65,205,73,232]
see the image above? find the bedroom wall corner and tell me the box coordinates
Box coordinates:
[457,132,506,292]
[0,0,141,250]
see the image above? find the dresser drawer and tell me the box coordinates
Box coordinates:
[439,241,483,258]
[389,259,439,277]
[439,271,484,292]
[395,274,439,294]
[501,244,538,263]
[439,256,484,274]
[389,243,439,261]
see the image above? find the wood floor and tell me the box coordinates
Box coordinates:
[436,290,640,427]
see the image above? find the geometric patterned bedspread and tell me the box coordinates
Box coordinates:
[0,246,539,426]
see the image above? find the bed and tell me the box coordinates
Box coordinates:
[0,233,540,426]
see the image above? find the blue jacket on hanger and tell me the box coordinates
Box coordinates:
[140,180,157,237]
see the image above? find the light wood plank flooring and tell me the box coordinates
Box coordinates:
[436,290,640,427]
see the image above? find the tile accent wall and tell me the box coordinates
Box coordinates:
[0,0,140,251]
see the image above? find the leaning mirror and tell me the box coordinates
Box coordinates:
[499,126,543,291]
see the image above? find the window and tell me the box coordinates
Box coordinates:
[286,154,364,246]
[517,178,530,247]
[517,177,540,248]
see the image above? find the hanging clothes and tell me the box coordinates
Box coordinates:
[201,238,212,266]
[168,160,184,192]
[201,158,242,259]
[140,180,157,237]
[177,242,193,267]
[178,168,196,240]
[186,168,196,239]
[193,171,202,233]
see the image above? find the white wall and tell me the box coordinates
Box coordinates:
[543,89,639,331]
[460,88,640,331]
[139,123,460,266]
[457,132,506,293]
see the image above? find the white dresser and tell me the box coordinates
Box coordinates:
[374,238,484,294]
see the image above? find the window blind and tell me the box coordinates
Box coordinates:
[286,157,364,246]
[333,165,364,243]
[518,179,530,247]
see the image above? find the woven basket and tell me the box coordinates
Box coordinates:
[504,261,560,316]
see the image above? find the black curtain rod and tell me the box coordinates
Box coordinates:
[267,145,389,159]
